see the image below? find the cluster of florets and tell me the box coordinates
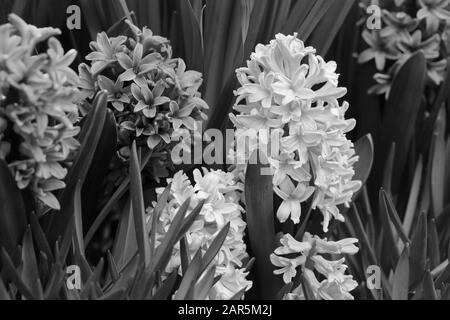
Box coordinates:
[271,232,359,300]
[148,168,252,300]
[0,14,80,210]
[230,33,361,232]
[79,20,208,180]
[359,0,450,97]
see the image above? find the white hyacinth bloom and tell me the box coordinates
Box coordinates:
[148,169,252,300]
[230,33,361,231]
[271,232,359,300]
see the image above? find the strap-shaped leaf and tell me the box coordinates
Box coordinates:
[409,212,427,288]
[0,159,27,254]
[431,107,446,217]
[173,250,202,300]
[84,149,152,247]
[193,265,216,300]
[150,198,191,274]
[21,226,41,298]
[245,151,281,299]
[81,109,117,230]
[379,51,426,193]
[199,222,230,275]
[47,92,108,244]
[381,189,410,246]
[353,134,374,188]
[422,271,438,300]
[392,246,410,300]
[0,248,35,300]
[130,142,151,267]
[151,272,178,300]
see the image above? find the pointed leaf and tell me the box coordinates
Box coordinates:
[199,223,230,275]
[353,134,374,188]
[423,271,438,300]
[392,246,410,300]
[245,151,281,299]
[409,212,427,288]
[130,142,151,267]
[173,250,202,300]
[0,159,27,254]
[380,51,426,193]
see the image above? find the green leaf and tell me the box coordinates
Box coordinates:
[111,201,138,270]
[392,246,410,300]
[203,0,234,110]
[418,57,450,155]
[79,0,125,40]
[80,258,104,299]
[422,271,437,300]
[106,253,140,296]
[441,285,450,300]
[193,265,216,300]
[106,250,120,283]
[380,51,426,193]
[99,287,126,300]
[175,200,205,242]
[427,219,440,270]
[43,262,66,300]
[173,249,202,300]
[378,188,400,267]
[151,272,178,300]
[446,138,450,205]
[73,180,84,257]
[409,212,427,288]
[29,213,53,262]
[277,282,294,300]
[431,107,446,217]
[349,203,378,266]
[306,0,356,55]
[81,109,117,229]
[63,92,108,197]
[382,144,395,194]
[176,0,203,71]
[84,149,152,247]
[0,159,27,254]
[245,151,280,299]
[21,226,41,298]
[282,1,319,36]
[149,184,171,259]
[199,222,230,275]
[435,260,450,288]
[0,248,35,300]
[302,273,317,301]
[0,277,11,300]
[381,189,410,246]
[353,134,374,188]
[180,236,190,276]
[130,142,151,267]
[47,92,108,244]
[56,215,75,265]
[150,198,190,274]
[126,0,163,35]
[420,138,435,214]
[403,157,423,237]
